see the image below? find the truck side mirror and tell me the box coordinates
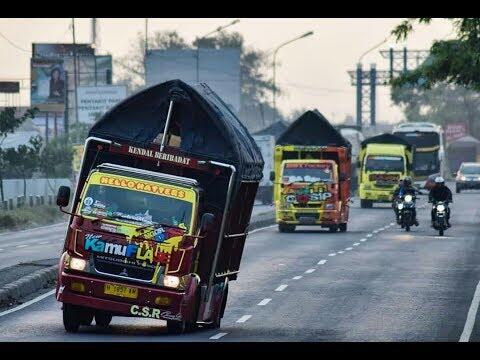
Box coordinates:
[269,171,275,182]
[200,212,215,232]
[56,186,71,208]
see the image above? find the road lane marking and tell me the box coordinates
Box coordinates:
[0,248,4,251]
[16,244,27,248]
[360,238,367,242]
[236,315,252,323]
[248,224,277,235]
[318,259,327,265]
[460,280,480,342]
[366,234,373,238]
[345,247,353,251]
[258,298,272,306]
[390,222,395,226]
[337,251,345,254]
[292,276,303,280]
[328,253,336,257]
[275,284,288,292]
[38,241,49,245]
[353,243,360,246]
[210,332,228,340]
[305,269,316,274]
[0,289,56,318]
[372,230,379,234]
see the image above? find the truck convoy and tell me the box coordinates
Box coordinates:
[358,133,414,208]
[271,110,352,233]
[252,135,275,204]
[392,122,444,187]
[336,125,364,195]
[54,80,263,334]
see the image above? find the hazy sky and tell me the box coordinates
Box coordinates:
[0,18,453,124]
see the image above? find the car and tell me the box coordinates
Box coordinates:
[455,162,480,193]
[424,173,440,191]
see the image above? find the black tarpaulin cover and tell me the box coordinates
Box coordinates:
[276,110,351,149]
[361,133,413,152]
[89,79,263,181]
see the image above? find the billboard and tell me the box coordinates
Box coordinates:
[145,48,241,113]
[77,85,127,123]
[0,82,20,93]
[30,58,66,111]
[32,43,94,58]
[445,122,468,144]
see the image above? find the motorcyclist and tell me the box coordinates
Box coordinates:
[396,177,420,226]
[429,176,453,227]
[392,179,404,221]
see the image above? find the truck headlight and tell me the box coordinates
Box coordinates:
[460,176,466,181]
[69,257,87,271]
[163,275,180,289]
[436,204,445,212]
[325,203,335,210]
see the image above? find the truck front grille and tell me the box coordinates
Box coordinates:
[93,254,157,282]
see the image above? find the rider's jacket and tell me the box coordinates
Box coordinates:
[429,185,453,203]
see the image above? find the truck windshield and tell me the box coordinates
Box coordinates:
[365,156,404,172]
[414,151,439,173]
[79,184,193,231]
[282,163,333,183]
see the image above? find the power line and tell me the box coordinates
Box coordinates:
[0,31,31,53]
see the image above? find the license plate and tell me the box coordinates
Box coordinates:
[298,216,316,223]
[104,283,138,299]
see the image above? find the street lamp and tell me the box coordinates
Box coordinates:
[272,31,314,123]
[195,19,240,82]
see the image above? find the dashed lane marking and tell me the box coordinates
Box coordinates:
[353,243,360,246]
[360,238,367,242]
[305,268,316,274]
[258,298,272,306]
[236,315,252,323]
[16,244,27,248]
[366,234,373,238]
[210,332,228,340]
[328,253,336,257]
[38,241,49,245]
[345,247,353,251]
[372,230,379,234]
[275,284,288,292]
[292,276,303,280]
[318,259,327,265]
[337,251,345,254]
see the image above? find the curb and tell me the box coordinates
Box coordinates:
[0,265,58,307]
[0,212,276,307]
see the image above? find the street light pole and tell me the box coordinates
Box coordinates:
[272,31,314,123]
[195,19,240,83]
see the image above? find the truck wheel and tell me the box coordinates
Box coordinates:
[80,310,94,326]
[360,200,372,208]
[339,223,347,232]
[63,303,82,333]
[278,224,295,233]
[328,225,338,233]
[456,186,461,193]
[167,320,187,334]
[95,311,112,327]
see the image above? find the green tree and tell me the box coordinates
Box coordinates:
[0,107,37,202]
[3,135,43,199]
[38,136,74,179]
[69,122,91,144]
[391,18,480,90]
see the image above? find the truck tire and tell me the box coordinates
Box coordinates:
[339,223,347,232]
[360,200,372,208]
[328,225,338,233]
[278,224,295,233]
[95,311,112,327]
[63,303,82,333]
[80,310,94,326]
[456,185,461,193]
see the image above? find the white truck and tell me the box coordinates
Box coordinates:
[253,135,275,204]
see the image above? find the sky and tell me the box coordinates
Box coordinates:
[0,18,454,124]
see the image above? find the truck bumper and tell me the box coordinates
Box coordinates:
[276,209,343,225]
[359,188,393,202]
[56,272,195,322]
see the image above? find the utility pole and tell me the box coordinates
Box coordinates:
[145,18,149,54]
[92,18,98,85]
[72,18,79,124]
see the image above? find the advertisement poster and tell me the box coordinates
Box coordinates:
[30,58,66,111]
[77,85,126,123]
[445,122,468,144]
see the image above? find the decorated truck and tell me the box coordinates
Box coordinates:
[358,133,413,208]
[54,80,263,334]
[270,110,352,233]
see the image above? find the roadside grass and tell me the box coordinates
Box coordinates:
[0,205,67,232]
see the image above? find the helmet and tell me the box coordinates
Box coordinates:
[435,176,445,184]
[403,177,412,186]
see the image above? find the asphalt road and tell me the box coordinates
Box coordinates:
[0,204,274,271]
[1,193,480,342]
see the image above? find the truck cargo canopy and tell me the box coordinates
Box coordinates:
[276,110,351,149]
[361,133,413,152]
[89,79,263,181]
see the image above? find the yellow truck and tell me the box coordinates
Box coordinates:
[358,133,413,208]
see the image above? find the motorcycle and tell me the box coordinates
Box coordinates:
[398,194,417,232]
[431,201,449,236]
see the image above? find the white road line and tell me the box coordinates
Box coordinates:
[360,238,367,242]
[460,280,480,342]
[372,230,378,234]
[275,284,288,292]
[328,253,336,257]
[38,241,49,245]
[337,251,345,254]
[318,259,327,265]
[292,276,303,280]
[305,268,316,274]
[248,224,277,235]
[390,222,395,226]
[0,248,4,251]
[353,243,360,246]
[0,289,56,318]
[210,332,228,340]
[16,244,27,248]
[258,298,272,306]
[236,315,252,323]
[345,247,353,251]
[366,234,373,238]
